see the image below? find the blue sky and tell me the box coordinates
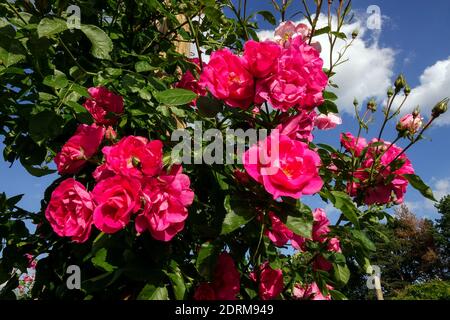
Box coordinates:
[1,0,450,220]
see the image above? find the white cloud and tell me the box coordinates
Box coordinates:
[395,57,450,125]
[257,16,396,114]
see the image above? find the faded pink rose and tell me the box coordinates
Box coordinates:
[194,253,240,300]
[255,37,327,111]
[348,139,414,205]
[276,110,317,142]
[243,40,281,78]
[176,58,206,105]
[54,124,105,175]
[293,282,332,300]
[397,113,423,135]
[259,262,284,300]
[92,175,141,233]
[340,132,367,157]
[45,178,94,243]
[101,136,163,180]
[83,87,124,126]
[265,212,293,247]
[135,165,194,241]
[315,113,342,130]
[243,133,323,199]
[199,49,254,109]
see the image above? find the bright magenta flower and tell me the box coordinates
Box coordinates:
[83,87,124,126]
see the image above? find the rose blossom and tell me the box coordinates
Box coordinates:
[255,37,327,112]
[340,132,367,157]
[199,48,254,109]
[312,208,330,242]
[45,178,94,243]
[315,113,342,130]
[276,110,317,142]
[243,132,323,199]
[259,262,284,300]
[92,175,141,233]
[293,282,332,300]
[83,87,124,125]
[135,165,194,241]
[54,124,105,175]
[313,237,342,271]
[243,40,281,78]
[396,113,423,135]
[100,136,163,180]
[348,139,414,205]
[176,58,206,105]
[194,253,240,300]
[265,212,293,247]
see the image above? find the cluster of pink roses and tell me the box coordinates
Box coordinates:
[194,253,241,300]
[250,262,284,300]
[46,87,194,243]
[341,133,415,205]
[198,23,327,111]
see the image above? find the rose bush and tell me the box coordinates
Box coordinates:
[0,0,447,301]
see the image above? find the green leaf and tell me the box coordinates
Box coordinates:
[165,261,186,300]
[0,36,26,67]
[221,195,256,235]
[330,289,348,300]
[43,72,69,89]
[285,202,313,238]
[195,241,218,279]
[323,91,338,101]
[20,162,56,177]
[37,17,68,38]
[29,110,63,145]
[6,194,23,207]
[314,26,331,36]
[91,248,117,272]
[404,174,436,201]
[350,230,376,251]
[257,11,276,25]
[137,284,169,300]
[333,262,350,285]
[330,191,360,227]
[155,88,197,106]
[80,25,113,60]
[135,60,156,73]
[318,100,339,114]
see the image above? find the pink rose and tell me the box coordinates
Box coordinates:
[255,37,327,111]
[340,132,367,157]
[293,282,332,300]
[83,87,124,126]
[45,178,94,243]
[265,212,293,247]
[276,110,317,142]
[101,136,163,180]
[315,113,342,130]
[194,253,240,300]
[259,262,284,300]
[199,48,254,109]
[176,58,206,105]
[54,124,105,175]
[92,175,141,233]
[349,139,414,205]
[243,40,281,78]
[135,165,194,241]
[397,113,423,135]
[243,132,323,199]
[312,208,330,242]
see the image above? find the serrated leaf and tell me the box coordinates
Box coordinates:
[37,17,68,38]
[330,191,360,227]
[404,174,436,201]
[80,25,113,60]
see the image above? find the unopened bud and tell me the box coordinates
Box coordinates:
[367,98,377,112]
[431,98,449,118]
[394,74,406,93]
[353,98,359,107]
[387,87,394,98]
[412,107,420,118]
[404,85,411,96]
[351,29,359,39]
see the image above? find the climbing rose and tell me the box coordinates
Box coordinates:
[274,21,321,51]
[92,175,141,233]
[194,253,240,300]
[340,132,367,157]
[348,139,414,205]
[83,86,124,125]
[45,178,94,243]
[293,282,332,300]
[312,208,330,242]
[176,58,206,105]
[243,40,281,78]
[315,113,342,130]
[199,48,254,109]
[265,212,293,247]
[135,165,194,241]
[54,124,105,175]
[396,113,423,135]
[255,36,327,111]
[276,110,317,142]
[100,136,163,180]
[243,132,323,199]
[259,262,284,300]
